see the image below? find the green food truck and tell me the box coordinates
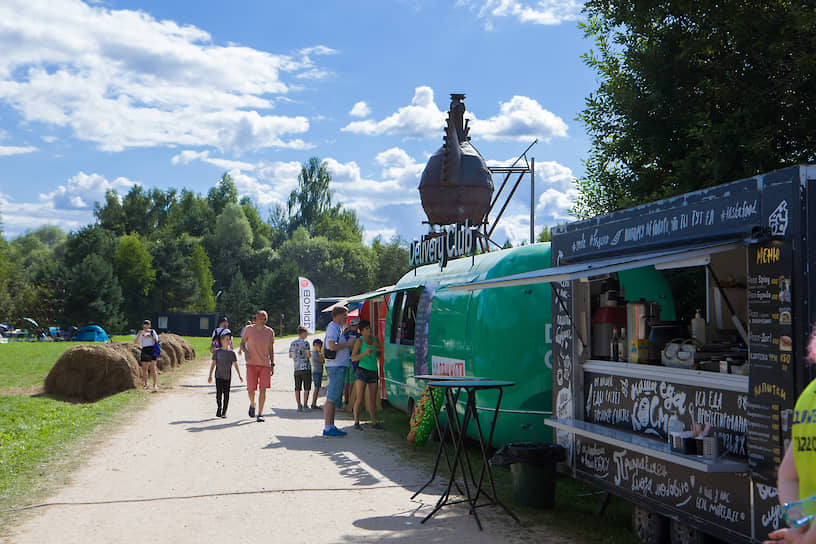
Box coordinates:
[351,240,675,449]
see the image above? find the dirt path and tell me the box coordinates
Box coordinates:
[5,340,563,544]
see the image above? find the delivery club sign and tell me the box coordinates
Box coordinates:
[298,277,315,333]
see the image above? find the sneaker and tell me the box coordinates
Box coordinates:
[311,404,321,410]
[297,406,303,412]
[249,405,255,418]
[220,411,227,418]
[216,409,222,418]
[370,422,384,430]
[353,422,363,431]
[256,416,265,422]
[322,426,347,438]
[303,405,311,411]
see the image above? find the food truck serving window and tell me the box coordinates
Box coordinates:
[390,290,421,346]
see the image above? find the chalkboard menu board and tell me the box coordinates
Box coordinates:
[583,371,748,458]
[575,437,752,539]
[747,181,797,480]
[553,177,761,262]
[552,276,575,451]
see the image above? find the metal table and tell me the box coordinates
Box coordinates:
[422,379,519,530]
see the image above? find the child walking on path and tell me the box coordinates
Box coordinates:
[208,330,243,418]
[289,327,312,412]
[310,339,325,410]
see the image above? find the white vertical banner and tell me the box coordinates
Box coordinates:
[298,277,316,333]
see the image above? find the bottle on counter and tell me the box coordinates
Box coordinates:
[692,309,706,346]
[610,326,619,361]
[618,327,627,362]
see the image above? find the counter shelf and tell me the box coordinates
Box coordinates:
[546,418,749,473]
[582,360,749,392]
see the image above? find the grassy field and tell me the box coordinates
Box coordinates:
[0,335,211,528]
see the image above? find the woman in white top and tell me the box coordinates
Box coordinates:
[134,319,159,389]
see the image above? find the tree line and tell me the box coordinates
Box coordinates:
[0,157,410,334]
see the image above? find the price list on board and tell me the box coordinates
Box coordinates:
[746,241,795,480]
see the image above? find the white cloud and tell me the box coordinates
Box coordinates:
[473,96,567,142]
[39,171,137,210]
[342,86,445,138]
[458,0,583,28]
[349,101,371,118]
[0,0,329,152]
[342,88,567,144]
[0,145,38,156]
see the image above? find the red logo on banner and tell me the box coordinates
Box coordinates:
[301,279,309,287]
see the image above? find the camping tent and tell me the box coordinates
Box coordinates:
[73,325,110,342]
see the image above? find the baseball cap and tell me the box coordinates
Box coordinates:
[219,328,232,337]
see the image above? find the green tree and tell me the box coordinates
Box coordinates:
[240,196,272,249]
[114,234,156,324]
[212,203,253,288]
[287,157,333,235]
[169,189,215,238]
[121,186,152,235]
[188,244,216,312]
[207,173,238,217]
[64,253,125,332]
[313,206,363,243]
[151,237,198,311]
[577,1,816,217]
[371,236,410,288]
[537,226,551,243]
[63,225,116,270]
[94,190,126,235]
[220,271,254,326]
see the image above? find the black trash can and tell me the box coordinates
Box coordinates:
[491,442,565,508]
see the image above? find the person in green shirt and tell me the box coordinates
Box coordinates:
[350,320,382,430]
[766,330,816,543]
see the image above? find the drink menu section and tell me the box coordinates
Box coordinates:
[747,239,795,480]
[583,372,749,458]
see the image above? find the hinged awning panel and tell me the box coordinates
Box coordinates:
[446,239,752,292]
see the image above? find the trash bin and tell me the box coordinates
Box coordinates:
[491,442,565,508]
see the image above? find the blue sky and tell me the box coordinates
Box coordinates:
[0,0,594,244]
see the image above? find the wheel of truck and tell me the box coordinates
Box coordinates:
[669,519,708,544]
[631,505,668,544]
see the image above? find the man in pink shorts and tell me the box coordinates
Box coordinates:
[240,310,276,422]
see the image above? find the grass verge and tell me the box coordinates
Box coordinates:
[0,335,213,536]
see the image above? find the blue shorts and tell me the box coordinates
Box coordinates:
[312,370,323,388]
[326,366,347,404]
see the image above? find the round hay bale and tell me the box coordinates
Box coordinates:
[110,342,141,366]
[160,333,195,360]
[45,345,140,401]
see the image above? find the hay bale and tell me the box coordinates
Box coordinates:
[45,345,140,401]
[160,333,195,360]
[110,342,141,366]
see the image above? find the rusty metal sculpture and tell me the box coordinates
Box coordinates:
[419,93,494,226]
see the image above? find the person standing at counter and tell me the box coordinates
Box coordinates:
[765,329,816,543]
[322,306,355,437]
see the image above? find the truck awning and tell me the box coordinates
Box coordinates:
[346,284,416,303]
[446,238,753,292]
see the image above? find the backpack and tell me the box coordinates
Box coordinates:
[150,330,161,358]
[210,328,223,353]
